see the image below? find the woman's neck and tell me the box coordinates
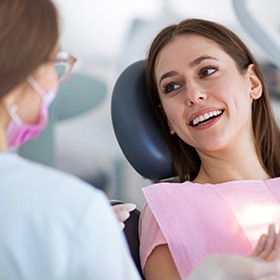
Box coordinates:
[193,147,269,184]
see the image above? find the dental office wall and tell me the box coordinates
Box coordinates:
[53,0,280,207]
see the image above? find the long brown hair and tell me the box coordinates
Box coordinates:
[146,18,280,182]
[0,0,59,98]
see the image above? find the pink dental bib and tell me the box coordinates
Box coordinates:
[140,177,280,279]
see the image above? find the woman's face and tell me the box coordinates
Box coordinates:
[155,34,261,153]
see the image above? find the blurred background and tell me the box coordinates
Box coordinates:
[19,0,280,208]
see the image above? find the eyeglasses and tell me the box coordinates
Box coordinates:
[53,50,77,83]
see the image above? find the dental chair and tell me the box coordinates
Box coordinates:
[111,60,175,279]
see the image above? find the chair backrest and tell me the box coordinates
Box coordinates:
[111,60,174,181]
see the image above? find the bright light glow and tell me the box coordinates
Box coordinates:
[237,204,280,247]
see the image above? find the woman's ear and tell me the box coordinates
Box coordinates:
[167,120,176,135]
[247,64,262,100]
[160,103,176,135]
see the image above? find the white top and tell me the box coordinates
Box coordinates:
[0,153,140,280]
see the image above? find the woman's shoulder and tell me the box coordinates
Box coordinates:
[142,180,201,197]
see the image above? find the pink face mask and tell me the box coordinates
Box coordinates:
[6,76,56,148]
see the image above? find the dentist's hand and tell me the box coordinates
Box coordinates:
[112,203,137,230]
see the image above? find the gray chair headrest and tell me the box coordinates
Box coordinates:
[111,60,174,181]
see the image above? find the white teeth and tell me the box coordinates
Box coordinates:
[192,110,223,126]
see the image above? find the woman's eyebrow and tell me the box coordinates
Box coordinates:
[159,70,177,84]
[190,55,218,67]
[158,55,218,85]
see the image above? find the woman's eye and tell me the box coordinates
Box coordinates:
[199,66,218,78]
[162,82,181,94]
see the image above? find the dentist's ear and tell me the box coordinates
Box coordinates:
[248,64,262,100]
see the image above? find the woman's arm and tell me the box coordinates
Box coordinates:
[144,244,181,280]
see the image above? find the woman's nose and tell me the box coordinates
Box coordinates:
[184,83,207,106]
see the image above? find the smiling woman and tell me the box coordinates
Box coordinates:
[138,18,280,280]
[146,18,280,183]
[155,34,262,156]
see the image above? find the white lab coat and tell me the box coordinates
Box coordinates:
[0,153,140,280]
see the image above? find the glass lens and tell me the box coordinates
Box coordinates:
[54,62,66,81]
[54,50,77,83]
